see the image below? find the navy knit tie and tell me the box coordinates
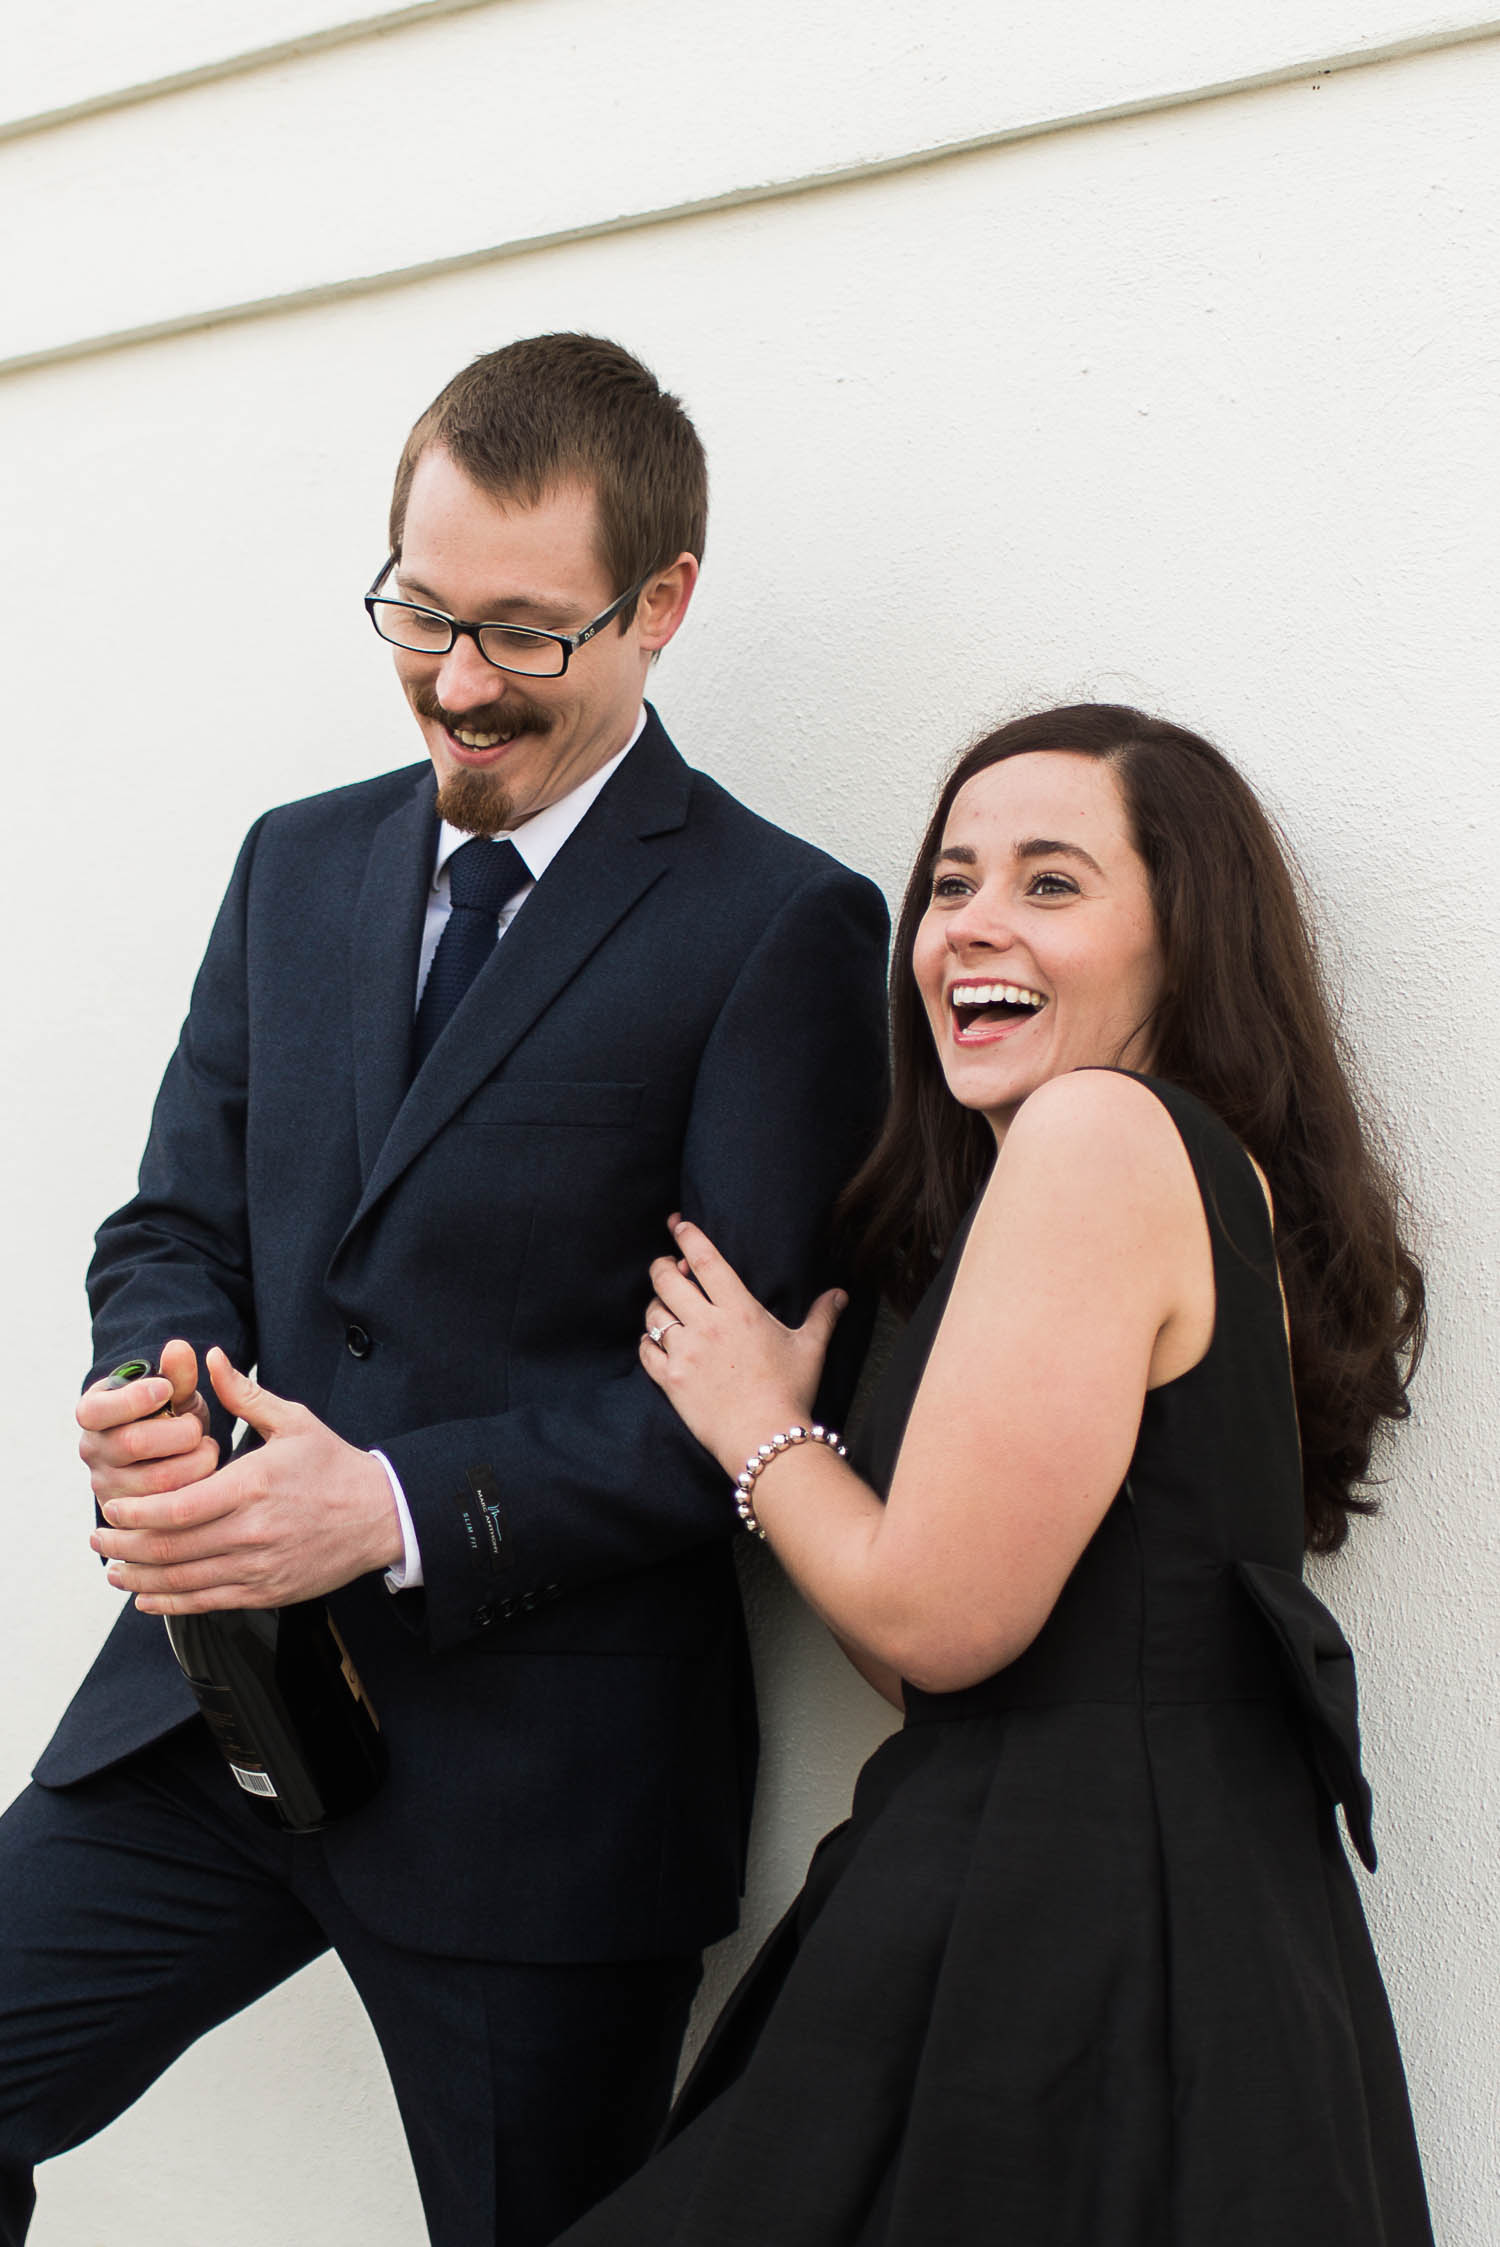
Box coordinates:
[412,837,530,1071]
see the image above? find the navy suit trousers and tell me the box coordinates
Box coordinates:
[0,1729,700,2246]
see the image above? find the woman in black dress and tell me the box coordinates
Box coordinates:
[561,704,1432,2247]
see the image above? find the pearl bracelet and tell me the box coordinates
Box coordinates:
[733,1423,847,1538]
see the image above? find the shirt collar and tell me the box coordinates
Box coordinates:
[431,704,646,891]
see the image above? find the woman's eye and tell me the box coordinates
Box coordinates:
[1027,871,1078,898]
[931,875,973,900]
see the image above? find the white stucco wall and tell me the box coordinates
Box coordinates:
[1,6,1496,2241]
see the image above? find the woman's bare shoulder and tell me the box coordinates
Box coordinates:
[991,1069,1193,1205]
[958,1068,1214,1392]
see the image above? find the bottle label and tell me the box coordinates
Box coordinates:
[326,1615,381,1731]
[230,1764,279,1799]
[186,1679,262,1765]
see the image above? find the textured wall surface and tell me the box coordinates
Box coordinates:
[2,5,1496,2242]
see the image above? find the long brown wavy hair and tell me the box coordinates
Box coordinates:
[840,705,1425,1553]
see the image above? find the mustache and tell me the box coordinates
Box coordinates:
[411,684,554,737]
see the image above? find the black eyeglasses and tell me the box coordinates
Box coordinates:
[363,558,648,679]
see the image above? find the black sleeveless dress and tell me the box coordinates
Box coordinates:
[557,1077,1433,2247]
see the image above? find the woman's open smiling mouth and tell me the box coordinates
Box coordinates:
[948,981,1048,1043]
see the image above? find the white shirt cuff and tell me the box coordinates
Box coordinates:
[372,1449,424,1591]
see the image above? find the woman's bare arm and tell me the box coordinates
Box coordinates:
[642,1070,1211,1694]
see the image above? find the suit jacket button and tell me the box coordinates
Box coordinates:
[473,1601,494,1628]
[345,1324,373,1359]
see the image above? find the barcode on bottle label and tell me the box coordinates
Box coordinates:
[230,1764,278,1799]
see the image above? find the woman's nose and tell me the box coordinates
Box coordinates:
[946,892,1015,955]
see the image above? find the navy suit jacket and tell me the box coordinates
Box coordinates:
[37,712,890,1962]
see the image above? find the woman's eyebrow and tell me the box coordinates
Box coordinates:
[932,838,1105,875]
[1015,837,1104,876]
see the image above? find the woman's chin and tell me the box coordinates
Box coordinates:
[939,1049,1042,1119]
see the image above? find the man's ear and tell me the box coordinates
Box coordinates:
[636,552,699,655]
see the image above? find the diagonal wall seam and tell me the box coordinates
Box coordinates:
[4,14,1498,383]
[0,0,512,144]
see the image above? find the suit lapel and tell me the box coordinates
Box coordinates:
[332,714,693,1266]
[349,767,438,1182]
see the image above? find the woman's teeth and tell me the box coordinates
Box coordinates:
[951,981,1046,1013]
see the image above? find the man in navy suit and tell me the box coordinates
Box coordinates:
[0,335,889,2244]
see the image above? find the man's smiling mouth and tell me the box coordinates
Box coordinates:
[450,725,514,750]
[411,683,554,756]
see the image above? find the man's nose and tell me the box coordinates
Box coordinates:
[433,633,505,711]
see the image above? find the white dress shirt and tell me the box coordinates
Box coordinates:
[375,709,645,1590]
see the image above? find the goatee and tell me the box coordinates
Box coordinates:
[434,766,521,835]
[413,683,553,836]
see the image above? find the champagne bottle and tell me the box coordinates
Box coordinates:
[104,1358,388,1832]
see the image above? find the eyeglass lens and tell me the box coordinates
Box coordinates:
[368,601,567,677]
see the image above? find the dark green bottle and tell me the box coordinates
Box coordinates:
[104,1359,388,1831]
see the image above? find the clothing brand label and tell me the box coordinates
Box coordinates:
[454,1463,510,1578]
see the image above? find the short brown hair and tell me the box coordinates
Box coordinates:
[388,333,707,627]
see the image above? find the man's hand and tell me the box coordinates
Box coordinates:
[77,1337,219,1506]
[89,1348,403,1614]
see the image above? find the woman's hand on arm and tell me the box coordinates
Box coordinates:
[640,1230,907,1709]
[640,1225,898,1675]
[639,1219,849,1476]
